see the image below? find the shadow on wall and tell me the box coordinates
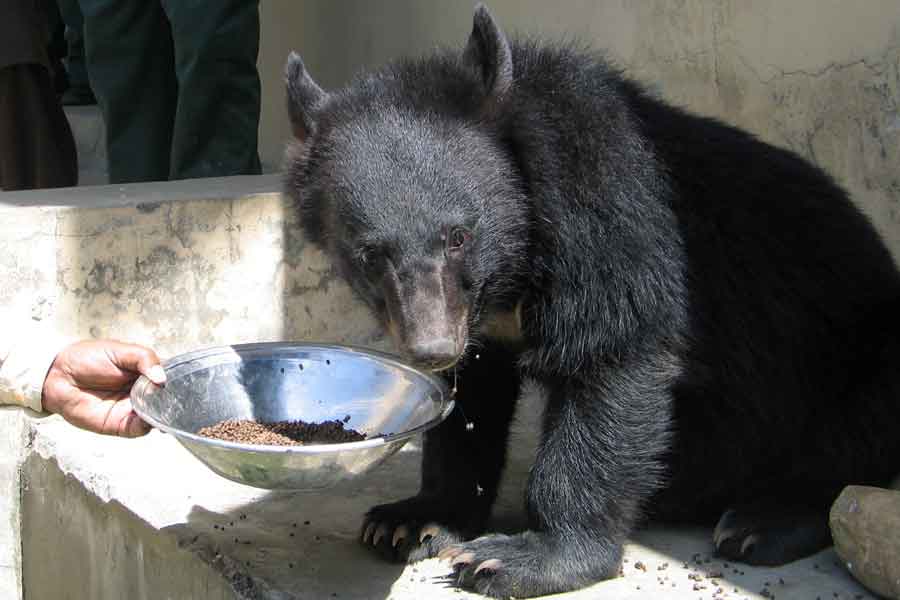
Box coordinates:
[278,185,388,351]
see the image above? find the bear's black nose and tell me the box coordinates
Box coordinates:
[409,338,459,371]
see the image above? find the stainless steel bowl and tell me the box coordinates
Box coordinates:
[130,342,452,491]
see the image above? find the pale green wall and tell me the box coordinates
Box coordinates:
[257,1,900,257]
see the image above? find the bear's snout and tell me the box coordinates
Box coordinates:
[407,337,460,371]
[380,256,469,372]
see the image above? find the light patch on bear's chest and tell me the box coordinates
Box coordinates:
[477,301,525,345]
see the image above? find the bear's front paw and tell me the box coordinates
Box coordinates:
[438,531,615,598]
[361,495,484,563]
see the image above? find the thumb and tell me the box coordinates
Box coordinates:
[107,342,167,385]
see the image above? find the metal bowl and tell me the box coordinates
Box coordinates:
[130,342,452,491]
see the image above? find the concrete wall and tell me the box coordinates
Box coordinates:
[22,453,239,600]
[0,177,384,360]
[0,179,387,600]
[0,409,28,599]
[257,1,900,256]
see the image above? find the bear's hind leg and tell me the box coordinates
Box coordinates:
[716,303,900,566]
[713,495,834,565]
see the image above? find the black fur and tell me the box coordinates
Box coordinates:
[283,5,900,597]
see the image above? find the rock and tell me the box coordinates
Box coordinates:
[830,485,900,599]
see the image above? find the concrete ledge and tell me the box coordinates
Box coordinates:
[0,175,384,358]
[0,173,282,209]
[64,105,108,187]
[17,411,874,600]
[0,176,877,599]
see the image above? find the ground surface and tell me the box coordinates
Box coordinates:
[21,402,875,600]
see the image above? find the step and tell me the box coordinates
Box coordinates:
[61,104,277,187]
[65,105,108,186]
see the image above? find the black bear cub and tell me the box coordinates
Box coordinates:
[284,5,900,598]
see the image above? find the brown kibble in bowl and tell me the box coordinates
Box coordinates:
[197,418,369,446]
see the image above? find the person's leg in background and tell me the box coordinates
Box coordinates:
[162,0,262,180]
[0,0,77,190]
[78,0,177,183]
[42,0,69,96]
[0,64,78,190]
[56,0,95,105]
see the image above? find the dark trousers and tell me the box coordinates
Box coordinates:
[55,0,90,90]
[0,63,77,190]
[78,0,262,183]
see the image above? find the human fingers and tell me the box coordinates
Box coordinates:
[103,341,166,385]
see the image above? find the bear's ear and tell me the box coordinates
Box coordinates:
[285,51,329,142]
[463,4,513,109]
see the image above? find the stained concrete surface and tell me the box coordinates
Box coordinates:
[0,177,384,361]
[20,397,874,600]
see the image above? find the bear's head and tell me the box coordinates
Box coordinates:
[283,5,529,371]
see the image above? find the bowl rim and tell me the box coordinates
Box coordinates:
[130,341,454,455]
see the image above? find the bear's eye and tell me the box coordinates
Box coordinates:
[447,227,472,252]
[357,245,382,267]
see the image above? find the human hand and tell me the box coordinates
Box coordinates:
[41,340,166,437]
